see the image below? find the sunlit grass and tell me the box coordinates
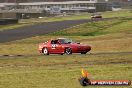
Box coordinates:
[49,18,132,36]
[102,10,132,18]
[0,23,33,31]
[0,54,132,88]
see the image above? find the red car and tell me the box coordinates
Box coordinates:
[38,38,91,55]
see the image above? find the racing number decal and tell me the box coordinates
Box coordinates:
[51,44,57,49]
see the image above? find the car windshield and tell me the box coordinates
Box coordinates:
[58,39,74,44]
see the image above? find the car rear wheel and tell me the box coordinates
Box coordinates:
[65,48,72,55]
[43,48,49,55]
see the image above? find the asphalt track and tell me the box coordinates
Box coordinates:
[0,17,124,43]
[0,19,91,43]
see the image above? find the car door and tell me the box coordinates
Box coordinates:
[49,40,64,53]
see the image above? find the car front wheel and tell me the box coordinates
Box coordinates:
[43,48,49,55]
[65,48,72,55]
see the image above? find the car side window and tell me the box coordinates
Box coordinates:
[51,40,58,44]
[51,40,58,49]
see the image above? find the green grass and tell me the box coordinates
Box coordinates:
[0,10,132,31]
[0,23,33,31]
[0,54,132,88]
[49,17,132,36]
[19,13,91,23]
[102,10,132,18]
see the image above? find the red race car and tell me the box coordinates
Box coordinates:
[38,38,91,55]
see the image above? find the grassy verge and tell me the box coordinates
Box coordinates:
[49,17,132,36]
[0,54,132,88]
[0,10,132,31]
[102,10,132,18]
[0,23,33,31]
[19,13,91,23]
